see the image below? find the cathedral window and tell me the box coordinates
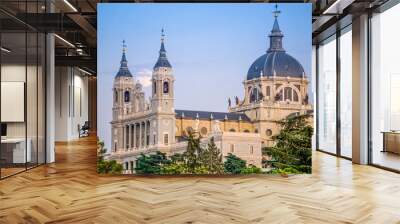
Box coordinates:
[163,81,169,94]
[164,134,169,145]
[124,90,130,102]
[250,88,260,103]
[114,90,118,102]
[153,81,157,94]
[293,90,299,102]
[277,87,300,102]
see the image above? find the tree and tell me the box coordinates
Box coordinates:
[224,153,246,174]
[135,151,170,174]
[201,137,224,174]
[97,140,123,174]
[265,114,313,174]
[184,131,202,173]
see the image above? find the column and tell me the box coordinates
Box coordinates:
[144,121,147,147]
[133,123,136,149]
[46,1,55,163]
[139,122,142,149]
[352,14,369,164]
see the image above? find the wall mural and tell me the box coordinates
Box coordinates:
[97,3,313,175]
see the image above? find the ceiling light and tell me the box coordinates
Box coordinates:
[54,34,75,48]
[1,47,11,53]
[78,67,93,76]
[63,0,78,12]
[323,0,355,15]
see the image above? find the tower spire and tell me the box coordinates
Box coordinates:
[267,4,284,52]
[115,40,132,77]
[154,28,172,69]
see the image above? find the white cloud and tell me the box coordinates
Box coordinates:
[136,68,152,87]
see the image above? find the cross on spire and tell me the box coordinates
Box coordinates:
[273,4,280,19]
[122,40,127,53]
[161,28,165,42]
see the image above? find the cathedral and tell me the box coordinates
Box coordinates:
[108,9,312,173]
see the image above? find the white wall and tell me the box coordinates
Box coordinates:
[55,67,89,141]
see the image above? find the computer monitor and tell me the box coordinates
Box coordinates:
[1,123,7,137]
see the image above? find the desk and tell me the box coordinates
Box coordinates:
[1,138,31,164]
[382,131,400,154]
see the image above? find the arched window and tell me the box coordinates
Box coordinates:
[114,90,118,102]
[250,145,254,154]
[244,129,250,133]
[275,90,283,101]
[229,128,236,132]
[153,81,157,94]
[230,144,235,153]
[293,90,299,101]
[124,90,130,102]
[255,129,259,133]
[163,81,169,94]
[266,129,272,136]
[250,88,259,103]
[266,86,271,97]
[284,87,292,101]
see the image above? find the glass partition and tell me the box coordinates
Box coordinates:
[0,1,46,179]
[339,26,352,158]
[317,35,337,154]
[370,3,400,171]
[1,31,28,177]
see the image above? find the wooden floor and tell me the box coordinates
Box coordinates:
[1,137,400,224]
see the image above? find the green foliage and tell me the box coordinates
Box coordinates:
[240,165,262,174]
[160,163,187,174]
[266,114,313,174]
[135,151,171,174]
[97,140,123,174]
[184,131,202,173]
[97,160,123,174]
[200,137,224,174]
[268,167,302,175]
[224,153,247,174]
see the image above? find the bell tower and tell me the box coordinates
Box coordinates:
[113,40,134,121]
[151,29,175,114]
[151,29,176,147]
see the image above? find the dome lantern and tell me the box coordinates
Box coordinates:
[246,5,305,80]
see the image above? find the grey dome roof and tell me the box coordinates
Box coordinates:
[246,8,305,80]
[116,41,133,78]
[247,51,305,80]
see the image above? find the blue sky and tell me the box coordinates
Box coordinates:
[97,3,311,149]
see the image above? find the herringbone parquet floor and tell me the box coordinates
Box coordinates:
[1,136,400,224]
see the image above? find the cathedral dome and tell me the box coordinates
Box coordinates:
[246,6,305,80]
[246,51,305,80]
